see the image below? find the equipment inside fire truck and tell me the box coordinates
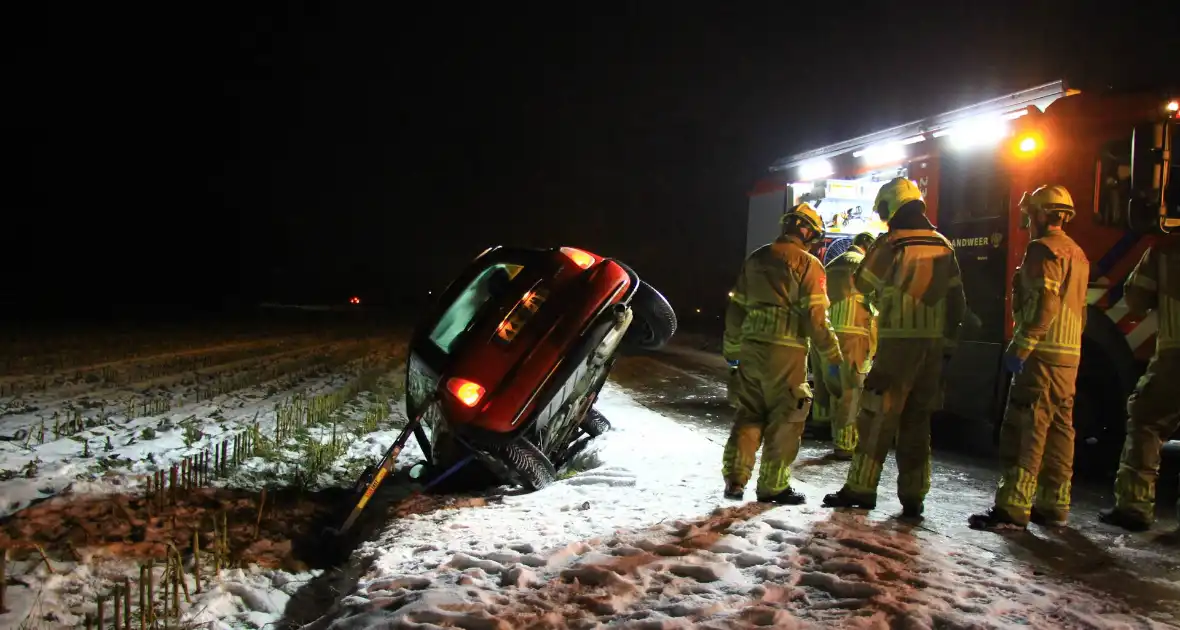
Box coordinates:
[747,82,1179,474]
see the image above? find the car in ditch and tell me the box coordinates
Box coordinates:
[396,244,677,494]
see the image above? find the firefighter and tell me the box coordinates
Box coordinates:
[810,232,878,460]
[822,177,966,517]
[967,185,1089,530]
[722,202,851,504]
[1098,234,1180,532]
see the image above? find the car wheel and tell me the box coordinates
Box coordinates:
[581,407,612,437]
[501,438,557,491]
[622,281,678,350]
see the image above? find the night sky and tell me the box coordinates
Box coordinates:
[9,3,1178,321]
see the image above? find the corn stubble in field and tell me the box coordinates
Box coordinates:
[0,324,467,627]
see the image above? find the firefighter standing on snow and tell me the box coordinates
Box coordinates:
[1098,233,1180,533]
[810,232,878,460]
[968,185,1090,530]
[823,177,966,517]
[722,203,851,504]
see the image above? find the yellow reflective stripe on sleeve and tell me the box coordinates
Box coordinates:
[730,292,749,306]
[804,294,829,307]
[1013,335,1039,351]
[1024,340,1080,355]
[1027,277,1062,294]
[859,267,884,291]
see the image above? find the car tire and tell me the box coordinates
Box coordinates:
[623,281,678,350]
[502,438,557,491]
[581,407,611,437]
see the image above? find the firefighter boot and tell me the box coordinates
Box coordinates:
[724,482,745,501]
[822,488,876,510]
[968,507,1027,532]
[758,487,806,505]
[1030,506,1068,528]
[1098,508,1151,532]
[901,502,924,520]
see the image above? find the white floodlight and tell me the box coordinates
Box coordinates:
[798,159,833,180]
[853,142,906,166]
[935,115,1010,150]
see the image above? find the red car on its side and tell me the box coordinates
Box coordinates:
[403,245,677,491]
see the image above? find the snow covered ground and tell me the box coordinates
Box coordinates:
[3,337,1179,629]
[299,385,1180,630]
[0,334,413,629]
[0,338,393,518]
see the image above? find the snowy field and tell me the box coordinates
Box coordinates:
[0,328,416,629]
[2,329,1179,629]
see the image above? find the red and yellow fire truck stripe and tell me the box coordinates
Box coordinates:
[1087,234,1157,361]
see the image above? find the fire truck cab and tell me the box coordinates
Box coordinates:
[747,80,1180,471]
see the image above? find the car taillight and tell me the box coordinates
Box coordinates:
[446,377,485,407]
[560,247,596,270]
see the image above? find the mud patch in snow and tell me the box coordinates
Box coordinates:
[310,504,1178,629]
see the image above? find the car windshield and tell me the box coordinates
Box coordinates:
[429,262,523,354]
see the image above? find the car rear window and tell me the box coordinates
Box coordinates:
[429,262,524,354]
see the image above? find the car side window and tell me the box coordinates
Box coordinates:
[429,263,523,353]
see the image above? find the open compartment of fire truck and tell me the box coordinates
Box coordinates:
[746,81,1180,474]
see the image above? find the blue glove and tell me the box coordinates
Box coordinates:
[727,359,740,369]
[827,364,840,380]
[1003,353,1024,374]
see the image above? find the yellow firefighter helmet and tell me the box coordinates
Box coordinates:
[782,202,825,235]
[1019,184,1076,224]
[873,177,925,221]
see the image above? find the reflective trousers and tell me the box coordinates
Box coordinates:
[811,333,872,452]
[1114,352,1180,523]
[722,341,811,497]
[842,337,943,505]
[993,356,1078,524]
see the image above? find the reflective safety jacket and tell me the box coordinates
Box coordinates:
[724,235,844,367]
[1125,235,1180,355]
[854,213,966,352]
[826,246,876,338]
[1009,229,1090,366]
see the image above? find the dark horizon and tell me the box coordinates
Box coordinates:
[9,3,1180,323]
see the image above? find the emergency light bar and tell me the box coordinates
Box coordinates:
[770,80,1068,174]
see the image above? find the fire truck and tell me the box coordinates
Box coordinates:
[746,80,1179,471]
